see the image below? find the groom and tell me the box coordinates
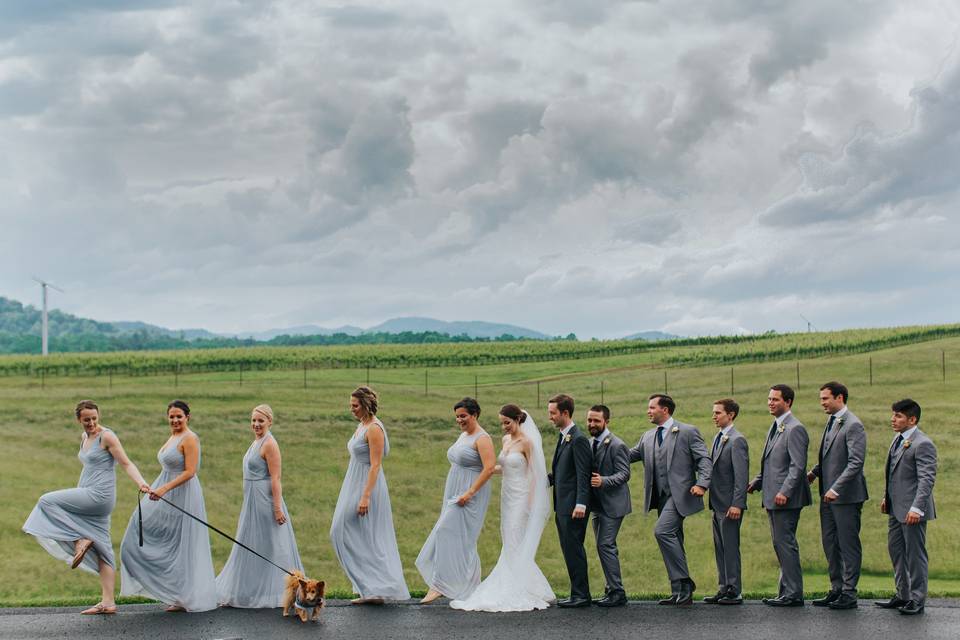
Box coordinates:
[548,393,593,608]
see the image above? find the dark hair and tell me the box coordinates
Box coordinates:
[167,400,191,416]
[548,393,575,417]
[819,381,849,403]
[770,384,795,406]
[649,394,676,415]
[454,397,481,417]
[351,386,378,417]
[713,398,740,420]
[75,400,100,419]
[589,404,611,421]
[891,398,921,422]
[499,404,527,424]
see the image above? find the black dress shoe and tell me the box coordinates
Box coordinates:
[658,594,679,605]
[557,598,591,608]
[812,590,841,607]
[717,593,743,605]
[828,594,858,610]
[874,597,909,609]
[764,596,804,607]
[594,593,627,607]
[703,590,725,604]
[676,581,694,606]
[898,600,924,615]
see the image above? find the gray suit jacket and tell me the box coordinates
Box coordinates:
[750,413,812,510]
[810,409,868,504]
[886,429,937,522]
[708,427,749,513]
[590,431,632,519]
[629,420,712,517]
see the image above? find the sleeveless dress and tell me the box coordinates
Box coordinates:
[450,448,555,611]
[416,430,493,599]
[120,433,217,611]
[329,419,410,601]
[215,433,304,607]
[22,428,117,574]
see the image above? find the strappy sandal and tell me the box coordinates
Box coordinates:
[71,539,94,569]
[80,603,117,615]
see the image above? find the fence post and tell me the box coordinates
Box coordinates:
[664,370,668,394]
[869,357,873,386]
[943,350,947,383]
[425,369,428,396]
[174,362,179,389]
[303,361,307,389]
[537,381,541,408]
[41,369,45,390]
[239,363,243,388]
[366,365,370,387]
[475,374,478,399]
[730,367,734,396]
[601,380,605,405]
[795,361,800,390]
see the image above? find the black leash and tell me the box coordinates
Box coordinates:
[137,490,295,577]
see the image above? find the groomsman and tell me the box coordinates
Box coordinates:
[704,399,748,605]
[629,394,712,606]
[806,381,868,610]
[877,399,937,616]
[747,384,811,607]
[586,404,631,607]
[547,393,593,608]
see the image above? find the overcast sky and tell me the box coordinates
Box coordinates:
[2,1,960,338]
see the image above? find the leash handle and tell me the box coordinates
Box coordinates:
[152,492,296,577]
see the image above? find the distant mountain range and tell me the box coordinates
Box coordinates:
[1,295,679,344]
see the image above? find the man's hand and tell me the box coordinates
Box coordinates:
[572,505,586,519]
[824,489,839,503]
[905,511,922,525]
[806,470,816,484]
[590,473,603,488]
[774,492,788,506]
[689,485,705,497]
[880,498,888,514]
[746,481,757,494]
[726,506,742,520]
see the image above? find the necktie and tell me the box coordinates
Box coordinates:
[825,415,836,434]
[767,420,778,442]
[592,438,599,456]
[713,432,722,455]
[893,434,904,451]
[656,426,664,447]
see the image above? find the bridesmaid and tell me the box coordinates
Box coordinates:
[416,397,496,604]
[120,400,217,612]
[216,404,304,607]
[22,400,150,615]
[330,386,410,604]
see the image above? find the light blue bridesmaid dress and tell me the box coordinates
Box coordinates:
[329,419,410,601]
[22,428,117,574]
[215,432,303,607]
[415,430,492,599]
[120,432,217,611]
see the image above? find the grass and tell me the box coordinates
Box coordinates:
[2,335,958,606]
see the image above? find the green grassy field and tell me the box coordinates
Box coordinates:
[2,335,958,605]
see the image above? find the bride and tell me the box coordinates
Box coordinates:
[450,404,555,611]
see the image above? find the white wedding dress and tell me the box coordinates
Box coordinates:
[450,414,555,612]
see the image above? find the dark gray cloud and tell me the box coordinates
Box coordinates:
[1,1,958,337]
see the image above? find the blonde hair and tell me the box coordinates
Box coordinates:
[252,404,274,422]
[351,386,379,418]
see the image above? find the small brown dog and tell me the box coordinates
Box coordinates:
[282,570,325,622]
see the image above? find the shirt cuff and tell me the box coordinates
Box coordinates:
[575,503,586,511]
[909,506,924,516]
[825,489,839,499]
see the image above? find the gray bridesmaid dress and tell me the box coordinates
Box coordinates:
[215,433,304,608]
[415,430,492,599]
[22,428,116,574]
[120,433,217,611]
[329,419,410,601]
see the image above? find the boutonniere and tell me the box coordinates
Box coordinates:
[777,425,785,433]
[671,426,679,433]
[564,434,572,443]
[837,417,846,428]
[903,440,911,449]
[721,435,729,443]
[603,437,610,445]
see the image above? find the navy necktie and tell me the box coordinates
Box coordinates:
[767,420,778,442]
[713,432,722,455]
[825,415,836,434]
[592,438,599,456]
[893,434,904,451]
[656,426,664,447]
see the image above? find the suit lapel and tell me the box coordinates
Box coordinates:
[665,424,678,471]
[890,436,908,471]
[763,425,780,460]
[822,417,842,457]
[596,435,611,467]
[711,432,724,462]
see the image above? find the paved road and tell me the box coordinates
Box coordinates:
[2,599,958,640]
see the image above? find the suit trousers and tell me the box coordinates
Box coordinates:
[655,494,690,587]
[711,509,742,594]
[556,513,590,600]
[591,512,625,596]
[767,508,803,599]
[820,501,863,595]
[887,515,928,604]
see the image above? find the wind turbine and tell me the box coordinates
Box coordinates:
[33,278,64,356]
